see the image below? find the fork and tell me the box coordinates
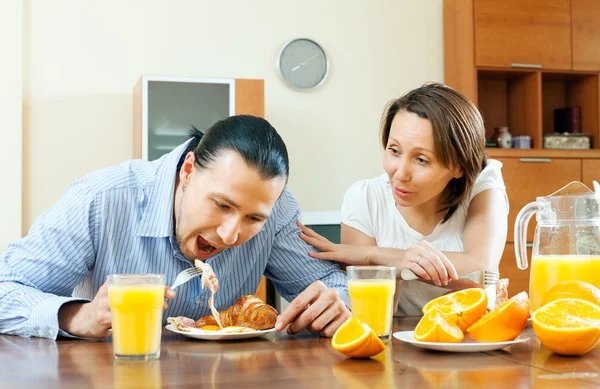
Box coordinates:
[400,268,499,286]
[170,267,203,290]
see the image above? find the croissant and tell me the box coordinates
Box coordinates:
[195,295,278,330]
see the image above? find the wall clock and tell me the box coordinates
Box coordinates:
[277,38,329,90]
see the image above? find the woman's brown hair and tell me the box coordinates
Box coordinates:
[380,82,487,222]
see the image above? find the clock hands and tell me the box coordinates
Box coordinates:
[291,54,320,72]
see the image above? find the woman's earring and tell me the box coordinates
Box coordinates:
[182,184,187,192]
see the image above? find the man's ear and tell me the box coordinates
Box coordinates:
[179,151,196,185]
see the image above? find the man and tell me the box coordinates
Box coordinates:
[0,115,350,339]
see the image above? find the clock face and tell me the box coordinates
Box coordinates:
[277,38,329,90]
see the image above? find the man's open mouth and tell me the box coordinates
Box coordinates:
[196,235,216,255]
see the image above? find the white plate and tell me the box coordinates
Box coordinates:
[165,324,277,340]
[393,330,531,352]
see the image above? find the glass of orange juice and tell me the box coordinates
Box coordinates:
[113,360,161,389]
[108,274,166,360]
[347,266,396,340]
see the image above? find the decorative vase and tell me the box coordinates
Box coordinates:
[493,127,513,148]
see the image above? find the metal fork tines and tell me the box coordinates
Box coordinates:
[170,267,202,290]
[400,268,500,285]
[470,270,500,286]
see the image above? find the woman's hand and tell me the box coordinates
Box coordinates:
[403,241,459,287]
[297,222,370,268]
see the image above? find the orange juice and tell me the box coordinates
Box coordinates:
[109,284,164,359]
[114,360,161,389]
[529,254,600,311]
[348,279,396,337]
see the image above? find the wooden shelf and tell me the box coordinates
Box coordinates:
[477,69,541,146]
[486,148,600,159]
[541,73,599,148]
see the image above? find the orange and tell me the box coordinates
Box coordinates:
[414,306,464,343]
[422,288,488,332]
[540,280,600,307]
[532,298,600,356]
[467,291,530,342]
[331,317,386,358]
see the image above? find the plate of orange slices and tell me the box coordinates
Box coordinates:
[393,331,530,352]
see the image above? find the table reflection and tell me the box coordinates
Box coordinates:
[0,335,60,387]
[530,346,600,388]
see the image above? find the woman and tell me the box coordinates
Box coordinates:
[300,83,508,315]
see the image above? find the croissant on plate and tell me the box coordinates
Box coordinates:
[195,295,278,330]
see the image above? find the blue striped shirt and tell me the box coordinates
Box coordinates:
[0,141,349,339]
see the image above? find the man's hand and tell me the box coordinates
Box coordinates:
[275,281,351,337]
[58,282,176,338]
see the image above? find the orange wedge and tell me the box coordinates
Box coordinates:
[532,298,600,356]
[414,306,464,343]
[422,288,488,332]
[467,291,530,342]
[541,280,600,308]
[331,317,386,358]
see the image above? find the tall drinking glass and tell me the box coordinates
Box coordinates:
[108,274,166,360]
[346,266,396,340]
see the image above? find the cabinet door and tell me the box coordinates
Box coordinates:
[474,0,571,70]
[572,0,600,71]
[496,157,581,243]
[582,159,600,189]
[500,243,531,298]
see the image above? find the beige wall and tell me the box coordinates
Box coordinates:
[22,0,443,232]
[0,1,23,250]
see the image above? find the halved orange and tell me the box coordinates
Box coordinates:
[532,298,600,356]
[414,306,464,343]
[332,317,386,358]
[541,280,600,307]
[467,291,530,342]
[422,288,488,332]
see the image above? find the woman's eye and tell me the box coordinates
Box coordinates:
[387,147,399,154]
[417,157,429,165]
[216,202,229,209]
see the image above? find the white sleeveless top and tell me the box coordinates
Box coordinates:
[341,159,509,315]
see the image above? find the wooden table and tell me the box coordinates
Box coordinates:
[1,317,600,388]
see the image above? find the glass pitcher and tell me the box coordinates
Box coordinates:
[514,182,600,311]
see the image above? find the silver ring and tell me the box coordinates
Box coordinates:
[415,255,423,265]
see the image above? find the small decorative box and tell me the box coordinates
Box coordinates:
[543,133,591,150]
[512,136,531,149]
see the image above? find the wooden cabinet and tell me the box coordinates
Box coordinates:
[500,243,531,298]
[572,0,600,71]
[495,157,581,243]
[474,0,571,70]
[477,70,542,144]
[541,73,600,148]
[446,0,600,148]
[133,76,264,160]
[583,159,600,188]
[446,1,600,301]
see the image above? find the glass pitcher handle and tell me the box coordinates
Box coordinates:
[514,201,539,270]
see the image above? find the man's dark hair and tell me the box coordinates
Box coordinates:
[181,115,289,183]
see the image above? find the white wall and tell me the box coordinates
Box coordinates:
[22,0,444,231]
[0,1,23,250]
